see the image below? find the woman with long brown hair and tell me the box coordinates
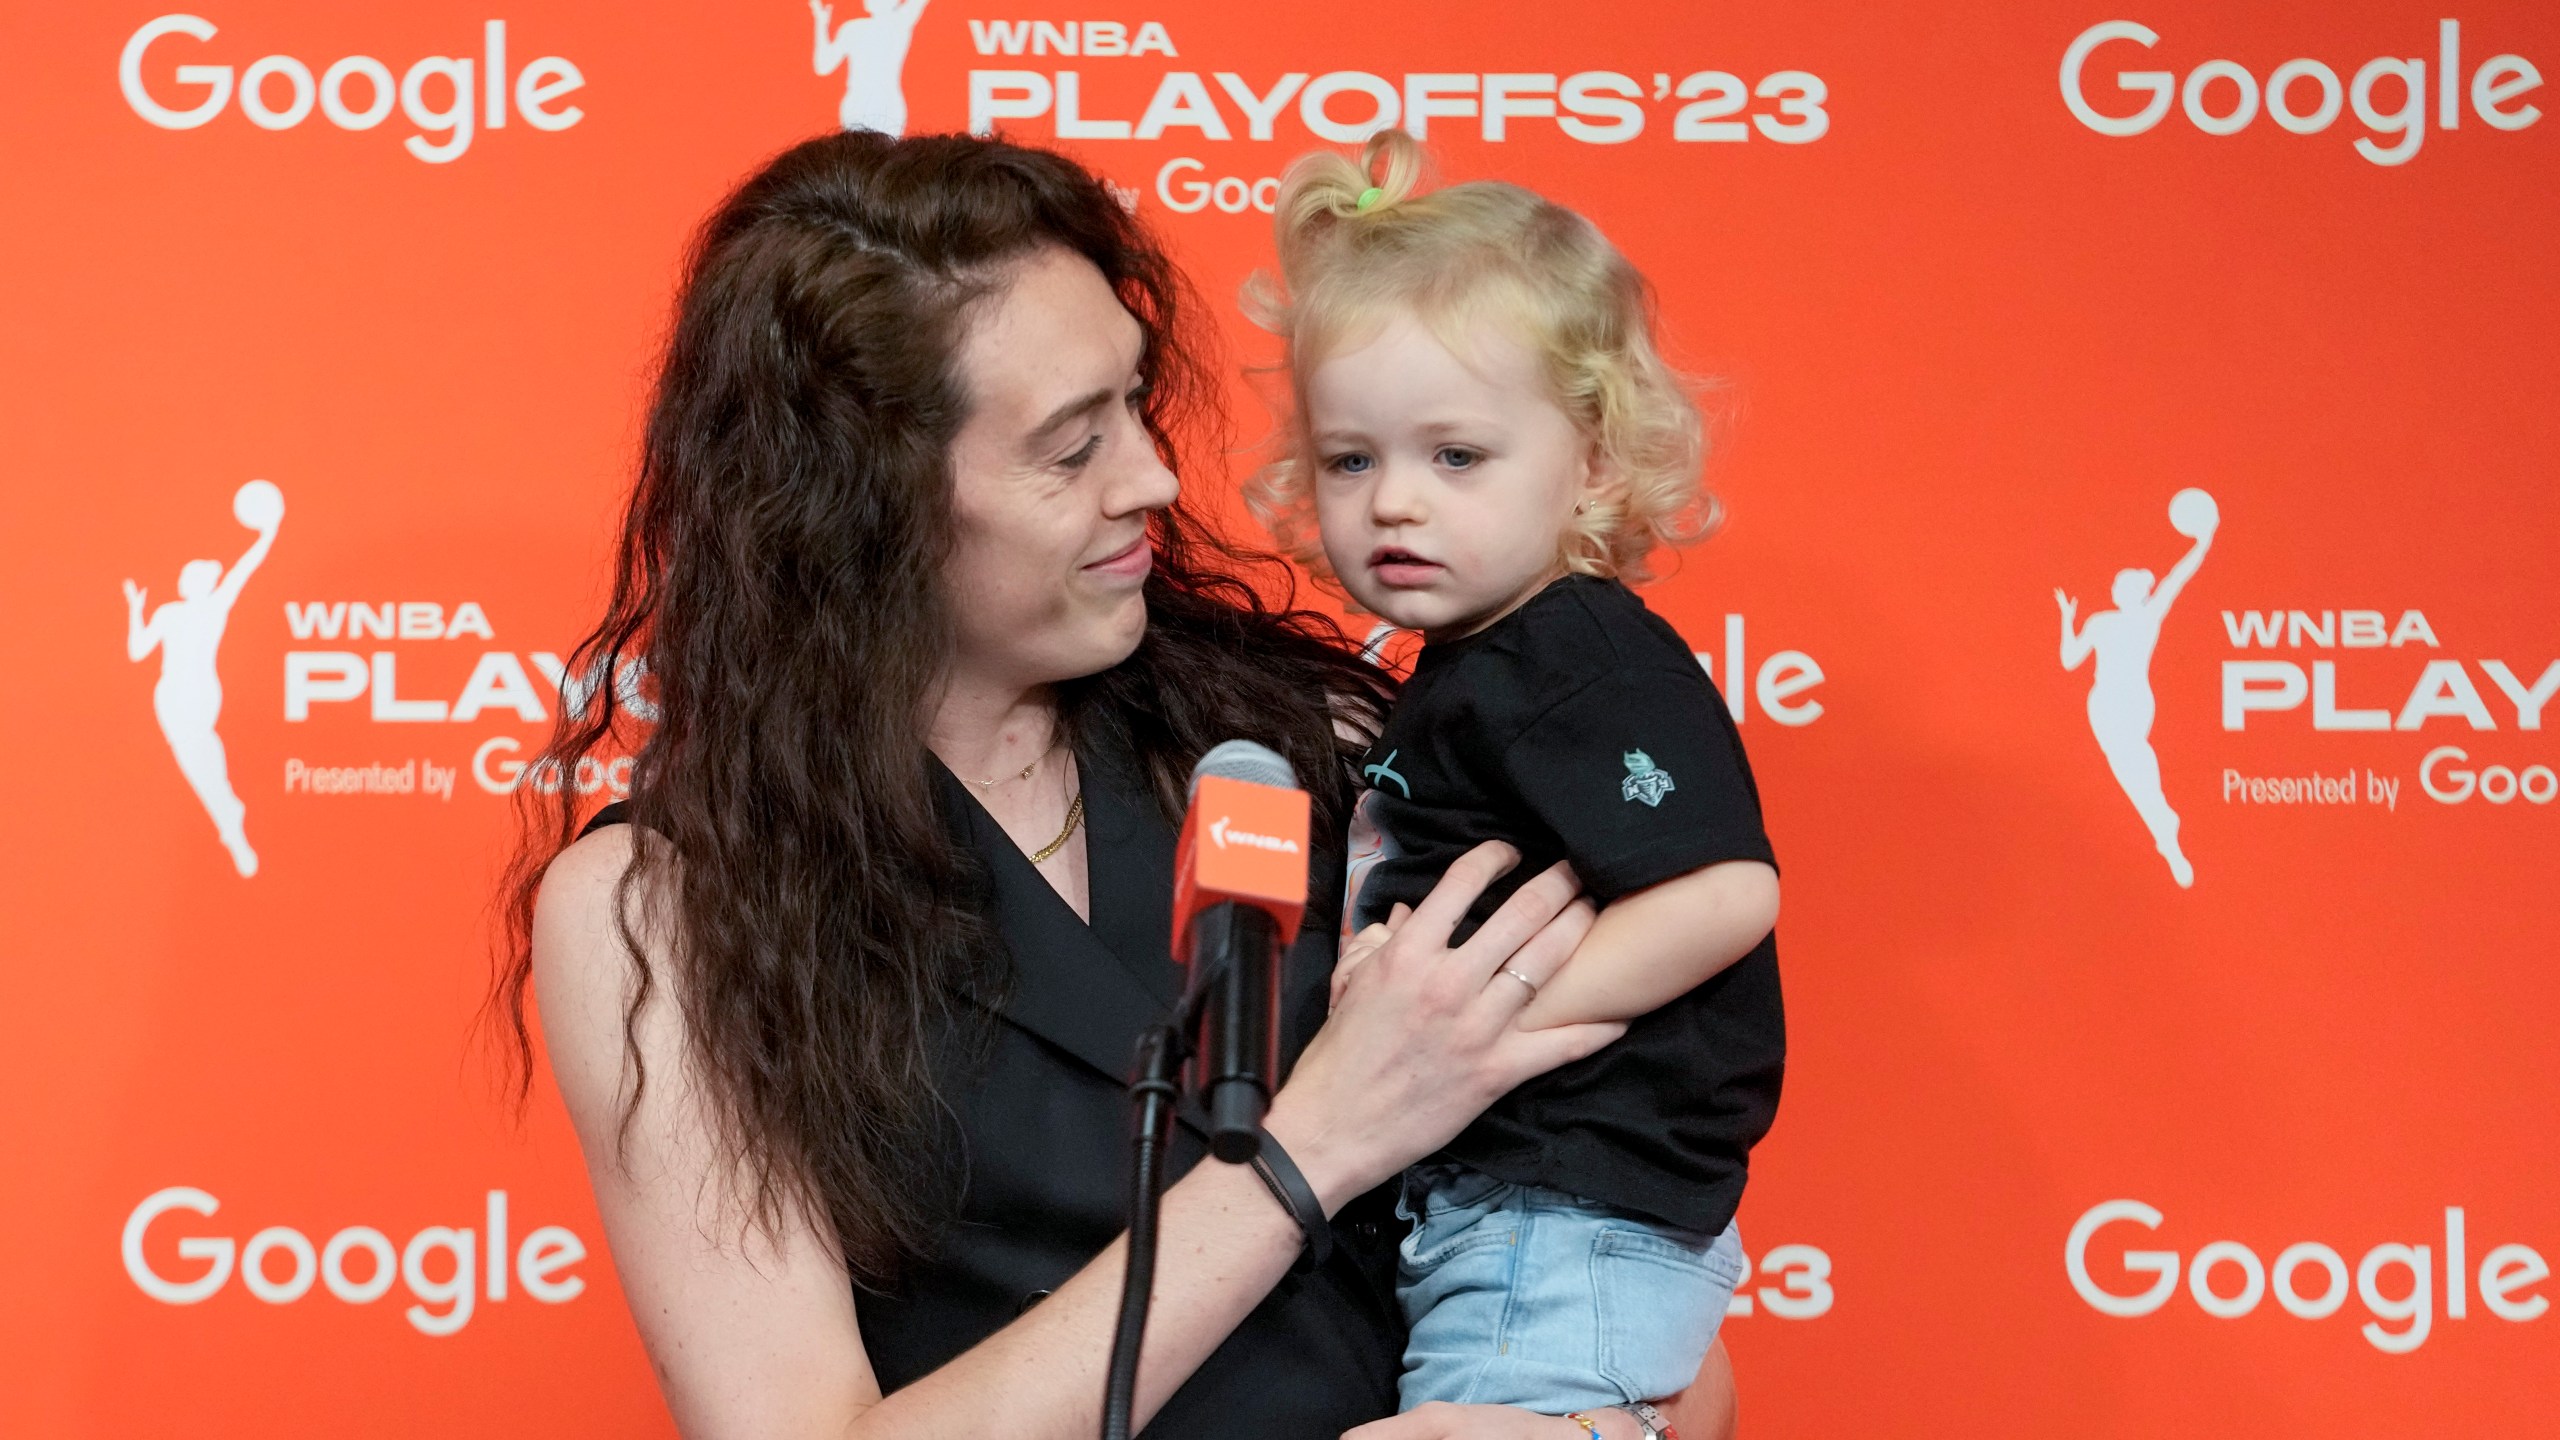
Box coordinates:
[496,129,1729,1438]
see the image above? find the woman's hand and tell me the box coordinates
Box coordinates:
[1266,841,1621,1212]
[1344,1403,1638,1440]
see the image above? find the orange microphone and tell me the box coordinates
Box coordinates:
[1170,741,1311,1162]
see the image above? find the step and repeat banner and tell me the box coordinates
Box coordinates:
[2,1,2552,1434]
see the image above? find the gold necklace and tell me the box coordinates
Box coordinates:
[963,750,1047,790]
[1027,792,1084,864]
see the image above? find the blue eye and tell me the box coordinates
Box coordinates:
[1435,446,1481,470]
[1326,452,1374,476]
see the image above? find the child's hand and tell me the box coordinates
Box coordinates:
[1330,902,1412,1011]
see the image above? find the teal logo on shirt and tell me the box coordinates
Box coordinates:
[1620,749,1676,807]
[1364,749,1410,798]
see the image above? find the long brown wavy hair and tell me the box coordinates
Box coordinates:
[492,130,1390,1287]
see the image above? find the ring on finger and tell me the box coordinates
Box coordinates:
[1496,966,1540,1001]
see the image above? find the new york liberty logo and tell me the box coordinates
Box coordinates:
[1621,749,1676,807]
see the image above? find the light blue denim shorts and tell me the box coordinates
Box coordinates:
[1394,1161,1746,1414]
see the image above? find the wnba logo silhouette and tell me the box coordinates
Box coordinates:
[809,0,930,135]
[124,480,282,877]
[2055,489,2218,888]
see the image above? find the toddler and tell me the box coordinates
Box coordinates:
[1247,131,1786,1420]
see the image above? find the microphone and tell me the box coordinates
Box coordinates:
[1170,740,1310,1162]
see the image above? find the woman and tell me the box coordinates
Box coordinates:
[496,130,1735,1439]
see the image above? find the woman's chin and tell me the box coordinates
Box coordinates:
[1064,599,1150,679]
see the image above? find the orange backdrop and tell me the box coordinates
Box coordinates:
[3,2,2554,1434]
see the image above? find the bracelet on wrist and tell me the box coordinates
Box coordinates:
[1563,1414,1605,1440]
[1610,1399,1678,1439]
[1244,1127,1331,1274]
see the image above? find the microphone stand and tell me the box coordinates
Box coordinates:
[1102,917,1278,1440]
[1101,1020,1184,1440]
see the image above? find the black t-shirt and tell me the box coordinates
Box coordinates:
[1346,575,1784,1233]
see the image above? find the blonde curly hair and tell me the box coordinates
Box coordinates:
[1244,129,1714,591]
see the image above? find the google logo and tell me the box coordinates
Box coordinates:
[122,1186,587,1337]
[2067,1199,2549,1354]
[2061,19,2542,166]
[119,15,585,164]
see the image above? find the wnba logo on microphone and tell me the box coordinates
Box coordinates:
[1209,814,1302,854]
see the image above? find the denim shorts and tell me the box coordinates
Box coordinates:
[1393,1161,1746,1413]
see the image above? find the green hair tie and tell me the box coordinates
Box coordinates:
[1354,185,1385,213]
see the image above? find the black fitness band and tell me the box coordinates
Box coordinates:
[1245,1127,1332,1273]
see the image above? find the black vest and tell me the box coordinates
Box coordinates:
[588,738,1404,1436]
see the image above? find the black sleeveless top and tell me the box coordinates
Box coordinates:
[583,735,1404,1436]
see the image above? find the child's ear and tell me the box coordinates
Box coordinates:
[1578,442,1624,506]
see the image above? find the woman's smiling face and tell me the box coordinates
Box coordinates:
[1304,308,1599,644]
[941,245,1179,692]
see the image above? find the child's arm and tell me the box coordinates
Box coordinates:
[1514,859,1777,1031]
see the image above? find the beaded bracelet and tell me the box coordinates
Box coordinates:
[1563,1414,1605,1440]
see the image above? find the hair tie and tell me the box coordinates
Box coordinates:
[1354,186,1385,213]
